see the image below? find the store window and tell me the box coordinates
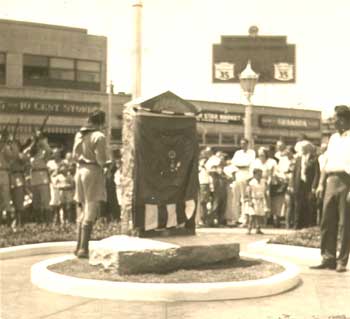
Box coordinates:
[0,53,5,84]
[23,54,101,91]
[221,134,235,145]
[197,133,204,144]
[205,134,219,144]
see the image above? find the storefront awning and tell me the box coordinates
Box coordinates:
[0,123,79,134]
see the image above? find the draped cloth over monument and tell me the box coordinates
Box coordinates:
[133,114,199,231]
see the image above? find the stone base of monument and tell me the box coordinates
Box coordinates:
[131,217,196,238]
[135,226,196,238]
[89,235,240,275]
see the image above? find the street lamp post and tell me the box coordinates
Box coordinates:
[239,60,259,148]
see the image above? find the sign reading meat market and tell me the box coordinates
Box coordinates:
[197,111,244,125]
[259,115,321,130]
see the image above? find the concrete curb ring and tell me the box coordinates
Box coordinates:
[30,251,301,302]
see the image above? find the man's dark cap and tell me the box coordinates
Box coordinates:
[88,109,106,125]
[335,105,350,120]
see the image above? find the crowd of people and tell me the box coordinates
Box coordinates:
[0,109,346,241]
[0,125,331,235]
[197,135,325,234]
[0,126,122,231]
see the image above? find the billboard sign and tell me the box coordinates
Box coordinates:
[213,33,296,83]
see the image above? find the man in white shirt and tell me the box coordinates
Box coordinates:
[231,138,256,225]
[311,105,350,272]
[232,138,256,182]
[275,140,287,162]
[316,143,328,224]
[318,143,328,172]
[294,134,308,156]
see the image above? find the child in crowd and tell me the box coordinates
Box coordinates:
[243,168,267,234]
[55,163,75,224]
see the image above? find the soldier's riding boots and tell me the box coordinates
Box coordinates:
[74,223,82,256]
[76,222,93,258]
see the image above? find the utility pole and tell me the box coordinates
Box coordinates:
[132,0,143,99]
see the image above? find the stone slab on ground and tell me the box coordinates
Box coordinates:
[89,235,240,275]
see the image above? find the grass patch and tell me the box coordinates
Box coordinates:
[0,221,121,248]
[48,257,284,283]
[268,227,321,248]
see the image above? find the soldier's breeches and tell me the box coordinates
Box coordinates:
[77,201,100,224]
[74,166,106,203]
[32,184,51,210]
[0,183,11,211]
[11,186,25,211]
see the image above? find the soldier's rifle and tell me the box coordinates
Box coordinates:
[0,121,10,153]
[28,114,50,155]
[38,113,50,135]
[8,118,20,145]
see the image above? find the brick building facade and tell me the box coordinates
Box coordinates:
[0,19,130,153]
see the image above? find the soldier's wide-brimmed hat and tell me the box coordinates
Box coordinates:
[335,105,350,120]
[88,109,106,125]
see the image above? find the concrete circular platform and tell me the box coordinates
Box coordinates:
[30,251,300,302]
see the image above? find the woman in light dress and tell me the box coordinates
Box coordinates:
[250,147,277,223]
[243,168,268,234]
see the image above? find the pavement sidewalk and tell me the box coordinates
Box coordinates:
[1,228,349,319]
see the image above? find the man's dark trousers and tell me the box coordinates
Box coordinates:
[294,181,311,229]
[320,173,350,266]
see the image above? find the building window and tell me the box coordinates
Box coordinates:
[23,55,49,81]
[0,53,5,84]
[76,60,100,83]
[49,58,75,80]
[23,54,101,91]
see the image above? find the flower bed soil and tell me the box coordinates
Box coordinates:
[48,257,284,283]
[0,221,121,248]
[268,227,321,248]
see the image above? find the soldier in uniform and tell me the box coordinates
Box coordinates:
[0,129,14,226]
[24,131,52,224]
[73,110,107,258]
[8,134,29,228]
